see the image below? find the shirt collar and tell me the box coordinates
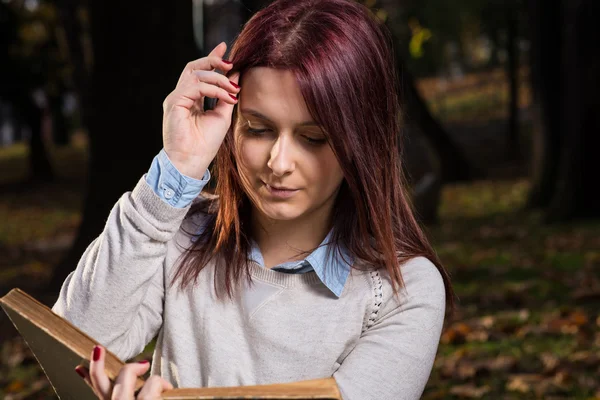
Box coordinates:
[249,229,354,298]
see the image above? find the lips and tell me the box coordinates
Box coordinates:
[261,182,300,199]
[265,183,297,191]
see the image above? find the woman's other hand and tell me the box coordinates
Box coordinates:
[75,345,173,400]
[162,41,241,179]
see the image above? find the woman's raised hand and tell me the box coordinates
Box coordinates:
[75,345,173,400]
[162,41,240,179]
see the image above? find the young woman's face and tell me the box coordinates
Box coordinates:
[233,67,345,223]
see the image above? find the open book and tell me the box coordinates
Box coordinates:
[0,288,342,400]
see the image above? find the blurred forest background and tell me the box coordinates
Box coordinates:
[0,0,599,398]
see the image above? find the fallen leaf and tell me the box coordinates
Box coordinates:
[449,384,490,398]
[466,330,489,342]
[479,315,495,328]
[546,310,588,334]
[441,322,472,344]
[569,310,588,326]
[567,350,600,366]
[518,309,530,321]
[423,389,449,400]
[6,380,25,392]
[485,355,517,372]
[507,376,530,393]
[456,363,477,380]
[540,352,560,372]
[506,374,544,394]
[551,370,571,387]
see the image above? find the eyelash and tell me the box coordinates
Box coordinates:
[246,128,327,145]
[247,128,267,135]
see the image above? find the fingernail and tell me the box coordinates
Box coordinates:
[230,81,240,89]
[222,59,232,64]
[75,366,86,378]
[93,345,101,361]
[229,94,238,101]
[138,360,149,364]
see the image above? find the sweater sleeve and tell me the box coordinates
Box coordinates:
[333,257,446,400]
[51,176,202,361]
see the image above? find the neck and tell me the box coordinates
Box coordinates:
[250,205,333,268]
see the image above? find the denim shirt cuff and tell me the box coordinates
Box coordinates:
[145,149,210,208]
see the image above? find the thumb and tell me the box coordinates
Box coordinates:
[130,360,151,385]
[111,360,151,399]
[134,360,151,378]
[213,71,240,119]
[136,375,174,399]
[161,378,174,391]
[137,360,151,370]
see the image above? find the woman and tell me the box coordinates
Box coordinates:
[52,0,454,398]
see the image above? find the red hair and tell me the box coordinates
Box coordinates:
[172,0,454,311]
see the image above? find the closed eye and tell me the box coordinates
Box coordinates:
[244,125,326,145]
[247,128,268,135]
[303,136,327,145]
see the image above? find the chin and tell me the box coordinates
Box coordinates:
[257,202,307,221]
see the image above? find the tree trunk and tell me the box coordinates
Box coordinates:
[527,0,599,221]
[543,0,599,221]
[47,1,199,296]
[374,0,474,184]
[525,0,563,209]
[505,4,520,160]
[56,0,92,128]
[25,100,55,183]
[400,67,474,183]
[49,92,70,146]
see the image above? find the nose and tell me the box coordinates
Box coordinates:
[267,134,296,177]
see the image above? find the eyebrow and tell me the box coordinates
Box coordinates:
[240,108,319,127]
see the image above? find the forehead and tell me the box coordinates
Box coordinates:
[238,67,313,125]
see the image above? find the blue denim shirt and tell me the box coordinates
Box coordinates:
[145,149,353,297]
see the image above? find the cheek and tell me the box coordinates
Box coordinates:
[309,149,344,189]
[237,138,268,174]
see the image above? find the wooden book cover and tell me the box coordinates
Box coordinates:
[0,288,342,400]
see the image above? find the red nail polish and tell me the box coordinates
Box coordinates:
[93,346,101,361]
[222,59,232,64]
[75,366,86,378]
[229,94,237,101]
[230,81,240,89]
[138,360,149,364]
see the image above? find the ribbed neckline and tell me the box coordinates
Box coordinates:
[248,261,323,288]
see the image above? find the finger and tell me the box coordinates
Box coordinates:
[177,59,232,88]
[191,42,231,71]
[176,42,232,87]
[136,375,174,399]
[112,361,150,400]
[165,81,238,112]
[213,72,241,119]
[177,57,233,88]
[192,70,240,93]
[180,53,232,84]
[89,345,112,399]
